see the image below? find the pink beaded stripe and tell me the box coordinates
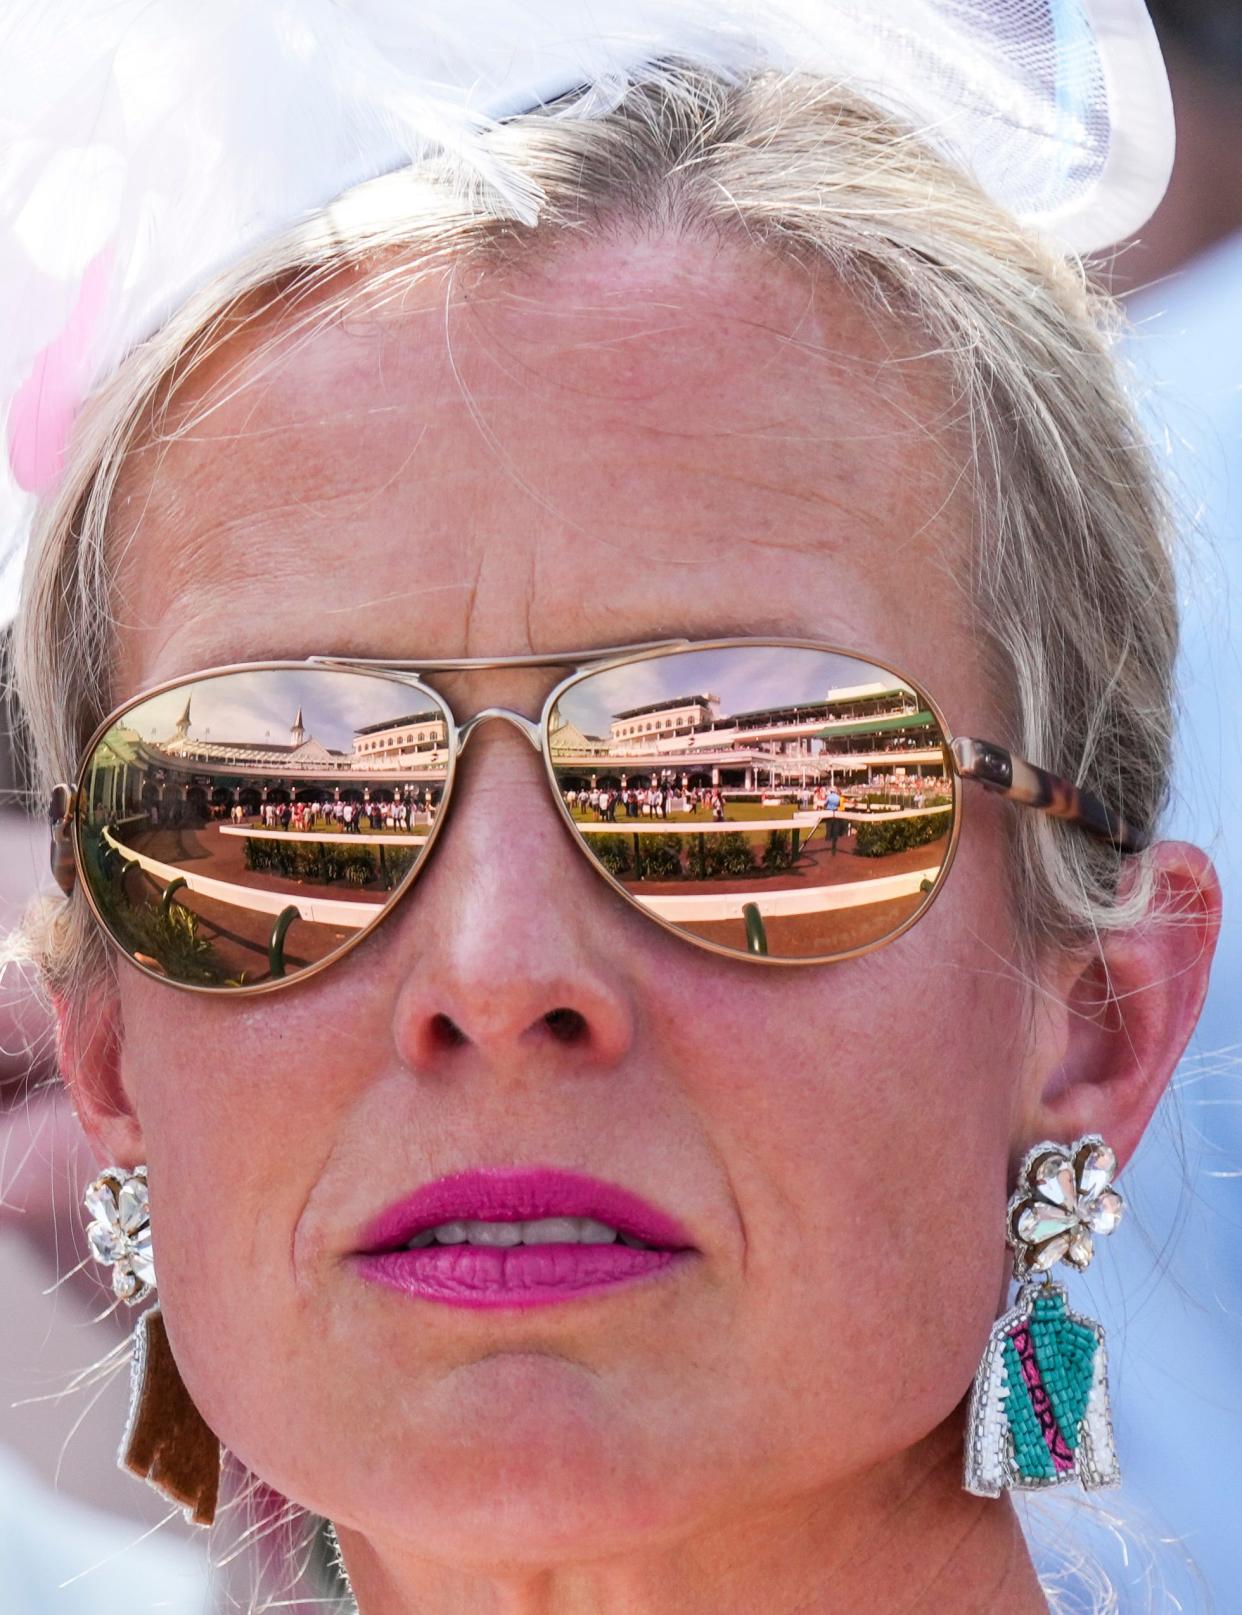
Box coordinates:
[1009,1321,1075,1473]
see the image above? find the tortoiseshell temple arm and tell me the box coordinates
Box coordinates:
[950,737,1150,854]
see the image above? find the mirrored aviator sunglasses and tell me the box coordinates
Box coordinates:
[50,639,1147,993]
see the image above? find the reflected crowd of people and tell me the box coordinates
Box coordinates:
[564,770,951,823]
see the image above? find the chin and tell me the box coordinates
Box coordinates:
[347,1408,703,1559]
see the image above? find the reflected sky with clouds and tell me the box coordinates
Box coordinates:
[108,650,924,758]
[114,668,439,755]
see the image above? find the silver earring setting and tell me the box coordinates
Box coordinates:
[964,1134,1124,1497]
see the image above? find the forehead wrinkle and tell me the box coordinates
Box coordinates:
[458,237,891,406]
[102,234,981,736]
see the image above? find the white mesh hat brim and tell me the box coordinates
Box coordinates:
[0,0,1175,606]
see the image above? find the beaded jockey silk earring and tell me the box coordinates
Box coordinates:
[964,1135,1125,1497]
[83,1165,221,1525]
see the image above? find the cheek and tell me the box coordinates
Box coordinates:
[116,971,393,1456]
[645,869,1026,1456]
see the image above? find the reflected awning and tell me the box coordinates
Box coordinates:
[817,711,938,739]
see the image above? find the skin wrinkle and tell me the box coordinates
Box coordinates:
[52,233,1220,1615]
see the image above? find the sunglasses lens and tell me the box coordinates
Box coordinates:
[549,646,956,962]
[75,667,450,988]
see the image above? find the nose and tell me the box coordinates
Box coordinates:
[388,718,635,1072]
[456,706,542,753]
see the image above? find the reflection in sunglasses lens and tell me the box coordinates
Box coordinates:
[549,646,955,961]
[76,668,450,988]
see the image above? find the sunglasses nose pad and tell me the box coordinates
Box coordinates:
[456,708,543,754]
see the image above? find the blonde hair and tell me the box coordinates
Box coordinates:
[6,66,1180,1608]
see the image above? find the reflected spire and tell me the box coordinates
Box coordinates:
[291,706,305,747]
[175,696,191,737]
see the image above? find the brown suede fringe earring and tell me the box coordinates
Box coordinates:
[84,1165,222,1526]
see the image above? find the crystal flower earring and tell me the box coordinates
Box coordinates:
[84,1165,156,1301]
[964,1134,1124,1497]
[83,1165,221,1525]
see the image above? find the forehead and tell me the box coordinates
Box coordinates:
[109,234,992,724]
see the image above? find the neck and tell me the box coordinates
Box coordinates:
[335,1413,1049,1615]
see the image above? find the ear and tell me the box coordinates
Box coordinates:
[54,982,146,1168]
[1019,840,1222,1170]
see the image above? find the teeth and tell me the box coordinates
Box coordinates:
[401,1217,656,1250]
[578,1219,625,1245]
[523,1217,593,1244]
[463,1221,523,1247]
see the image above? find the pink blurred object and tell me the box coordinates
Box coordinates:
[7,244,114,493]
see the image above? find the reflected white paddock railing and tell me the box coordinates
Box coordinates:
[218,826,430,847]
[102,825,384,930]
[631,866,941,921]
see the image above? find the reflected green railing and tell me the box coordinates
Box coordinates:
[742,903,768,956]
[268,906,302,979]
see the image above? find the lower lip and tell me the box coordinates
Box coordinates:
[354,1241,694,1309]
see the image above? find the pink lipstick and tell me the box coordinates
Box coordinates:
[352,1165,698,1310]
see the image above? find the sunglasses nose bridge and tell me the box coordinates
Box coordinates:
[455,707,543,755]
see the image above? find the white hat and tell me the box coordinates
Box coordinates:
[0,0,1174,618]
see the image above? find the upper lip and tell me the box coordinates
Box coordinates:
[355,1166,696,1253]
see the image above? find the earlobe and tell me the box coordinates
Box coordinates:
[1026,841,1222,1168]
[54,984,145,1166]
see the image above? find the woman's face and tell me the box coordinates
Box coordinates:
[98,238,1044,1573]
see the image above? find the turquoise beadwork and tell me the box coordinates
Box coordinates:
[1029,1289,1096,1451]
[1002,1337,1055,1480]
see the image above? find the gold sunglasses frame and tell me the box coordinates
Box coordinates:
[51,636,1148,995]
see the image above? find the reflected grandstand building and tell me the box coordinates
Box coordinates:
[86,676,945,821]
[554,679,947,793]
[84,697,452,824]
[351,709,449,768]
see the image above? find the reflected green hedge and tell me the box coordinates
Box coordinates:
[588,828,804,882]
[853,810,951,859]
[244,838,379,887]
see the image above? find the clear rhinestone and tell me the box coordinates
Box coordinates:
[88,1220,126,1265]
[1077,1143,1116,1200]
[1028,1230,1072,1271]
[113,1264,138,1299]
[1066,1227,1094,1268]
[1017,1202,1075,1245]
[84,1181,118,1228]
[1085,1187,1124,1236]
[129,1227,156,1285]
[117,1179,149,1234]
[1031,1154,1077,1210]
